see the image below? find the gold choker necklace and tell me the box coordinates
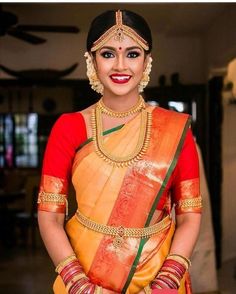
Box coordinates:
[97,96,146,118]
[91,106,152,167]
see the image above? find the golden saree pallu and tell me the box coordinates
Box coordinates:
[52,107,200,294]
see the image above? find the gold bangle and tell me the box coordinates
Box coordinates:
[38,190,68,217]
[167,253,191,269]
[55,253,77,273]
[177,196,202,209]
[168,253,191,267]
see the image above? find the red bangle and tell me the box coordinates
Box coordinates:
[159,276,177,289]
[152,278,169,289]
[161,267,182,280]
[158,274,178,289]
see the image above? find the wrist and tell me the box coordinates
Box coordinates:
[151,253,191,290]
[55,254,95,294]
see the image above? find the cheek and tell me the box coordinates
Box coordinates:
[132,63,145,77]
[96,59,113,75]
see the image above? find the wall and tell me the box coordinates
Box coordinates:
[205,7,236,72]
[205,8,236,262]
[221,61,236,261]
[0,85,74,114]
[0,31,205,87]
[222,101,236,261]
[0,2,206,87]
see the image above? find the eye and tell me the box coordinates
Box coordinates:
[100,51,114,58]
[127,51,141,58]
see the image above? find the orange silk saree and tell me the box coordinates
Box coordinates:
[53,106,192,294]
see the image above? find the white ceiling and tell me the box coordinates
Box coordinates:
[2,2,234,37]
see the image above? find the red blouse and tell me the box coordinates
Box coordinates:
[38,111,201,215]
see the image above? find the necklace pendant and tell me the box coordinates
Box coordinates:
[113,235,124,248]
[91,105,152,168]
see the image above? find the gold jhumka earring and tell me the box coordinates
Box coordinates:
[85,10,152,94]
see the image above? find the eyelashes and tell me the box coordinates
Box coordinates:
[100,51,114,58]
[100,51,141,59]
[127,51,140,58]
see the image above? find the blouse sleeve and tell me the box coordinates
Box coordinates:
[37,113,87,215]
[171,128,202,215]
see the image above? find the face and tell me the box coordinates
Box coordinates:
[93,34,149,97]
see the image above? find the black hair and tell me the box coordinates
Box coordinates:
[86,10,152,53]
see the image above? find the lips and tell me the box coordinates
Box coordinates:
[110,74,131,84]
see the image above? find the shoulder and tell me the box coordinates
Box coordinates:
[55,112,85,126]
[153,106,189,119]
[152,106,190,127]
[51,112,87,142]
[52,112,86,130]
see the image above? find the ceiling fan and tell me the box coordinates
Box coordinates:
[0,5,80,44]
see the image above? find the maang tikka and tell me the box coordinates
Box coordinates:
[90,10,149,52]
[85,10,152,94]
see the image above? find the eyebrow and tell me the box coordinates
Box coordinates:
[99,46,142,51]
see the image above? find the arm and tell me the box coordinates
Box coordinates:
[38,210,74,266]
[170,212,201,258]
[37,114,95,293]
[152,129,202,290]
[170,129,202,258]
[37,114,80,265]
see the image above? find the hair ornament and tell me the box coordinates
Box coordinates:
[91,10,149,52]
[138,56,153,93]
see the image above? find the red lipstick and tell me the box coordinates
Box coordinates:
[110,74,131,84]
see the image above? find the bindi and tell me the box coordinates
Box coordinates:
[118,47,122,50]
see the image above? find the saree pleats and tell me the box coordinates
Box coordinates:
[53,107,190,293]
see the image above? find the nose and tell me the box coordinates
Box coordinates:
[113,55,127,71]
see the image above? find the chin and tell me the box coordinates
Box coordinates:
[106,85,139,97]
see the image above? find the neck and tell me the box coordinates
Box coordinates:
[102,91,140,112]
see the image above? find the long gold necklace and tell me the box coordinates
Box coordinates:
[97,95,146,118]
[91,105,152,168]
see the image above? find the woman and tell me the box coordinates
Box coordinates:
[38,9,202,294]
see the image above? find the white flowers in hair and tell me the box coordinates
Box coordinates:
[84,52,104,94]
[138,56,153,93]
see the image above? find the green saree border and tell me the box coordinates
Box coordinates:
[75,124,124,152]
[122,116,191,293]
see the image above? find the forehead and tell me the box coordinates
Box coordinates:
[100,34,143,50]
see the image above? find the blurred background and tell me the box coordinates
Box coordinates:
[0,2,236,293]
